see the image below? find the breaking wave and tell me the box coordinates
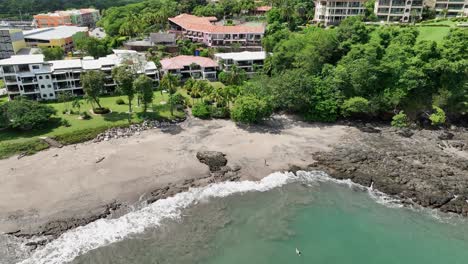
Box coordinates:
[19,171,406,264]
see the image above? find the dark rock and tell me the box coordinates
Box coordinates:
[96,157,105,163]
[438,131,455,140]
[359,126,381,133]
[397,128,414,138]
[196,151,228,172]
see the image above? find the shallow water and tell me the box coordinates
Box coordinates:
[9,171,468,264]
[72,175,468,264]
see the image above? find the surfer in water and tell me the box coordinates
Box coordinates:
[296,248,301,256]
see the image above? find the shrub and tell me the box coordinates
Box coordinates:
[61,119,71,127]
[93,107,110,114]
[391,111,409,128]
[211,106,230,119]
[305,99,340,123]
[192,101,211,119]
[231,96,272,124]
[168,93,186,107]
[81,111,92,120]
[341,97,370,117]
[429,106,446,126]
[2,98,56,130]
[116,98,126,105]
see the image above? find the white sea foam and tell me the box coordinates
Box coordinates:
[17,170,409,264]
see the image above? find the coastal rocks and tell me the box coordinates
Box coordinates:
[397,128,414,138]
[313,126,468,216]
[196,151,228,172]
[93,118,185,143]
[438,131,455,140]
[359,124,381,133]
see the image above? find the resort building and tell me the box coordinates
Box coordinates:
[34,9,100,28]
[0,50,158,101]
[160,55,218,81]
[23,26,89,52]
[313,0,367,25]
[252,6,273,16]
[0,28,27,59]
[214,51,268,77]
[374,0,424,22]
[124,33,177,52]
[434,0,468,17]
[168,14,265,48]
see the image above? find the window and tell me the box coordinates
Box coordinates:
[42,94,47,98]
[32,65,40,70]
[39,76,43,80]
[41,85,45,88]
[45,75,50,79]
[49,93,54,97]
[47,85,51,88]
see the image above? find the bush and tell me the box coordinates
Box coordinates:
[429,106,446,126]
[168,93,186,107]
[341,97,370,117]
[391,111,409,128]
[305,99,340,123]
[116,98,126,105]
[211,106,230,119]
[231,96,272,124]
[61,119,71,127]
[192,101,211,119]
[2,98,56,130]
[81,111,92,120]
[93,107,110,114]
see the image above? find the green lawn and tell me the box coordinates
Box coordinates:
[0,96,7,105]
[0,90,185,145]
[417,26,452,42]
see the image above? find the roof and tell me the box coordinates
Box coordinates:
[214,51,269,61]
[0,54,44,65]
[160,55,218,70]
[35,8,98,17]
[24,26,88,40]
[150,33,176,44]
[169,14,265,34]
[256,6,272,12]
[50,59,82,70]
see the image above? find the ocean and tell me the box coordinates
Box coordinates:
[6,171,468,264]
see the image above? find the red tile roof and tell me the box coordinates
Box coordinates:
[256,6,272,12]
[169,13,265,34]
[160,55,219,70]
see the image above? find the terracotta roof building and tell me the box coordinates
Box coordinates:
[168,14,264,48]
[160,55,218,81]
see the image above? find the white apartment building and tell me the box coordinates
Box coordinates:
[0,50,158,100]
[434,0,468,17]
[313,0,367,25]
[160,55,219,81]
[214,51,269,77]
[374,0,423,22]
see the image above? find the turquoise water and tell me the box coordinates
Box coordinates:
[69,178,468,264]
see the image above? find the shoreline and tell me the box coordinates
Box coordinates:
[1,115,467,253]
[0,115,350,238]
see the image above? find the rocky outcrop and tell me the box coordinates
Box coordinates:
[196,151,228,172]
[312,126,468,216]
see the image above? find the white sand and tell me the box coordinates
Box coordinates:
[0,116,353,233]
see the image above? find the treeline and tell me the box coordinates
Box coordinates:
[0,0,141,19]
[237,17,467,126]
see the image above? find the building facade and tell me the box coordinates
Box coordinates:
[434,0,468,17]
[0,50,158,101]
[214,51,268,77]
[313,0,366,25]
[374,0,424,22]
[34,9,100,28]
[160,55,218,81]
[23,26,89,52]
[0,28,27,59]
[168,14,264,48]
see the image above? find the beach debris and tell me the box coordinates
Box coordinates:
[396,128,414,138]
[438,131,455,140]
[96,157,105,164]
[17,152,27,160]
[40,137,63,148]
[53,154,58,157]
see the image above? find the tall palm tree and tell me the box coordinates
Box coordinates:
[160,73,180,115]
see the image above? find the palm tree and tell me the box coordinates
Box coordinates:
[190,82,202,104]
[189,63,200,78]
[72,97,83,114]
[160,73,180,115]
[209,86,227,107]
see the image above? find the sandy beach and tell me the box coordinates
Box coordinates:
[0,115,351,235]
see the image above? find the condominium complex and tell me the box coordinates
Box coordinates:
[168,14,265,48]
[23,26,89,52]
[0,28,27,59]
[434,0,468,17]
[214,51,268,76]
[160,55,219,81]
[0,50,158,100]
[374,0,424,22]
[34,9,100,28]
[313,0,367,25]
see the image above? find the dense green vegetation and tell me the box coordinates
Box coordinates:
[233,17,467,126]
